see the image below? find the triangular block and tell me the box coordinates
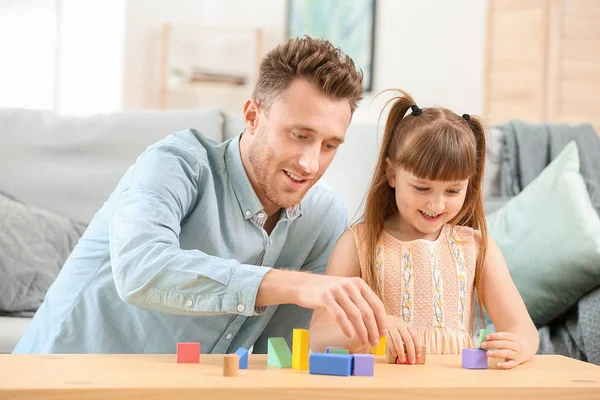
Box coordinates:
[267,337,292,368]
[476,329,493,348]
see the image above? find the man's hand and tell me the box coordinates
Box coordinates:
[297,275,387,349]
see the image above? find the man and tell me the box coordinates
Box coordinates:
[14,36,387,354]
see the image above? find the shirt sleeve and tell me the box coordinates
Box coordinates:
[109,141,271,317]
[251,193,348,353]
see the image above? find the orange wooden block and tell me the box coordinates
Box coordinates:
[419,348,427,364]
[386,346,396,364]
[223,354,239,377]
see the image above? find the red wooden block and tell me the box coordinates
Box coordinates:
[395,353,425,364]
[177,342,201,363]
[395,356,410,364]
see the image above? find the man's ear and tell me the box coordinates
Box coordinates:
[385,158,396,188]
[243,98,260,134]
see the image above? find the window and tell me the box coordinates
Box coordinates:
[0,0,58,110]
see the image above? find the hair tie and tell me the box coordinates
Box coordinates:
[410,105,422,116]
[462,113,470,122]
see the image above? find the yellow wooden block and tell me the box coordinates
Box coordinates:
[292,328,309,370]
[370,336,386,356]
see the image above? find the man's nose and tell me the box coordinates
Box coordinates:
[298,144,320,176]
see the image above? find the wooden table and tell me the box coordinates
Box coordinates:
[1,354,599,399]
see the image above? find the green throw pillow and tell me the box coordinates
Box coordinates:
[486,141,600,327]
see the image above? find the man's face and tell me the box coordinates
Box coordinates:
[246,79,352,209]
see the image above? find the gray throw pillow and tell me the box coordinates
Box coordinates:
[0,191,86,313]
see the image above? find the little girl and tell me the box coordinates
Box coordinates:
[310,90,539,369]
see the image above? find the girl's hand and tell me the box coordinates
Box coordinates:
[386,315,422,364]
[480,331,523,369]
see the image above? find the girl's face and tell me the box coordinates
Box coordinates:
[386,164,469,240]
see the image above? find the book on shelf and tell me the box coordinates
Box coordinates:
[187,67,248,86]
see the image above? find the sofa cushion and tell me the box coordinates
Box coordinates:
[0,108,224,224]
[223,112,244,140]
[487,142,600,326]
[0,191,85,314]
[483,196,510,215]
[0,316,32,354]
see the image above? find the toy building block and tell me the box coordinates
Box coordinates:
[176,342,200,363]
[462,348,488,369]
[395,354,426,364]
[234,347,249,369]
[325,346,345,353]
[309,353,353,376]
[267,337,292,368]
[387,344,426,364]
[292,328,310,370]
[328,348,350,355]
[370,336,387,356]
[418,347,427,364]
[476,329,493,348]
[385,341,407,364]
[385,346,397,364]
[223,354,239,377]
[352,354,375,376]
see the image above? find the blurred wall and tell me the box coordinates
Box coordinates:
[122,0,487,120]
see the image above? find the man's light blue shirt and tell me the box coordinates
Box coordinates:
[13,129,347,354]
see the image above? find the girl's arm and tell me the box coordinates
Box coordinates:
[310,229,421,362]
[309,230,371,353]
[476,231,539,369]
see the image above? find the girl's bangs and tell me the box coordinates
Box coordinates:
[396,126,476,182]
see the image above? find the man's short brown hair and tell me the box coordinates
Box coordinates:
[252,36,364,114]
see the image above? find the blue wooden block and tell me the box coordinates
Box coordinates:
[234,347,248,369]
[309,353,353,376]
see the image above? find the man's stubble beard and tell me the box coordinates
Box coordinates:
[248,128,313,209]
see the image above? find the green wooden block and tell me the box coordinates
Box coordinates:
[328,348,350,354]
[267,337,292,368]
[477,329,493,348]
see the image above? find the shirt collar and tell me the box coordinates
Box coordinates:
[225,134,302,222]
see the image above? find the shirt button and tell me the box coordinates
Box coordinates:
[225,333,233,340]
[237,304,245,313]
[185,298,193,307]
[245,210,251,216]
[269,238,273,245]
[258,212,265,219]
